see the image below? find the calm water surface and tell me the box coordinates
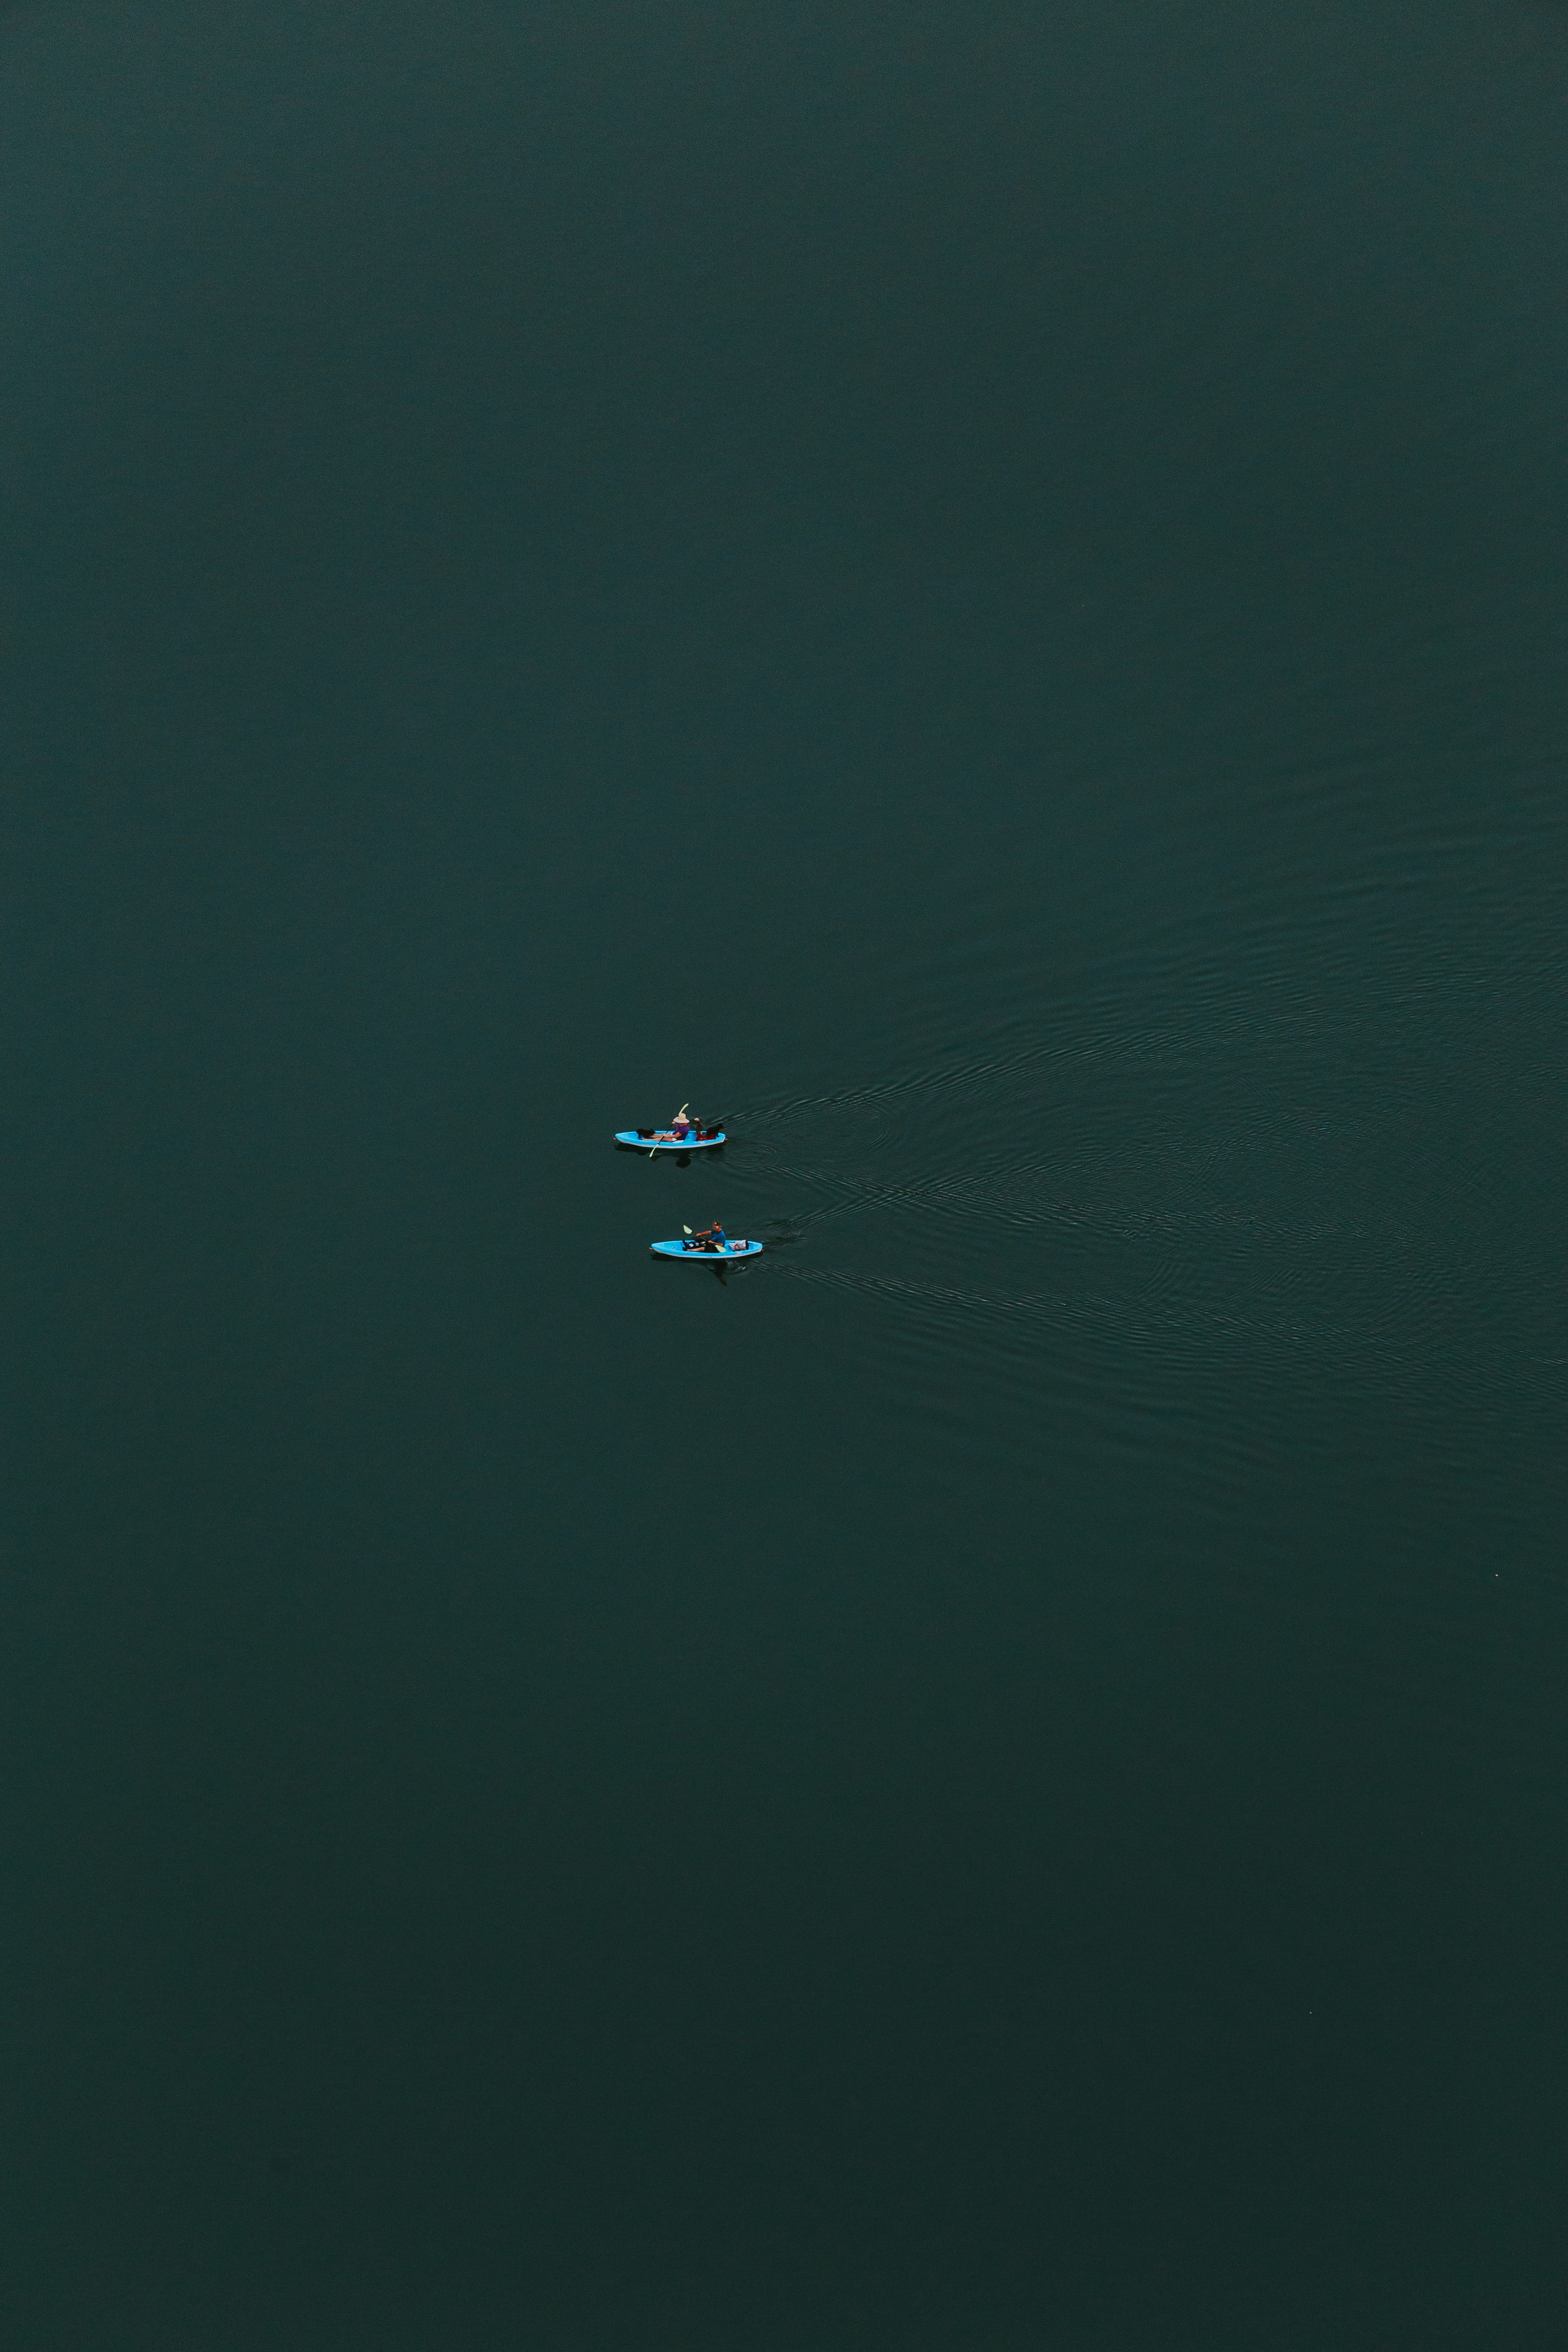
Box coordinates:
[3,4,1566,2346]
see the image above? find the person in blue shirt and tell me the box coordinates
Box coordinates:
[691,1221,727,1252]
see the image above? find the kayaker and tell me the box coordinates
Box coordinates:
[691,1221,727,1252]
[671,1108,693,1139]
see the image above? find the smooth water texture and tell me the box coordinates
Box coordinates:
[3,5,1566,2347]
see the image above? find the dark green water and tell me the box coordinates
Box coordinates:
[4,4,1566,2345]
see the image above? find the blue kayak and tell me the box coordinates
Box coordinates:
[616,1128,726,1152]
[651,1238,762,1261]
